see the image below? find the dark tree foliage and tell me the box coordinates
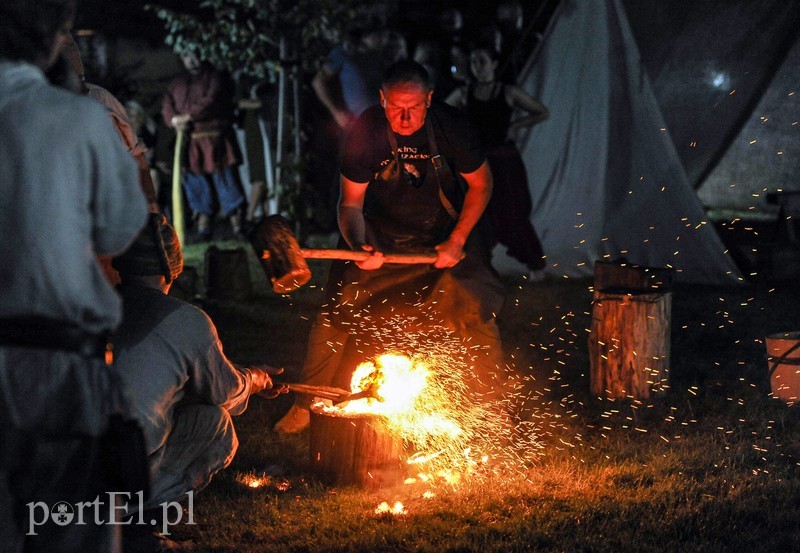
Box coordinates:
[150,0,374,79]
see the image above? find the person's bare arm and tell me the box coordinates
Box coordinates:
[161,86,179,127]
[339,175,384,270]
[312,65,354,129]
[505,84,549,135]
[444,85,467,108]
[248,365,289,399]
[435,160,493,268]
[218,364,286,415]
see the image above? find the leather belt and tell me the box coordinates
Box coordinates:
[190,130,221,139]
[0,317,112,363]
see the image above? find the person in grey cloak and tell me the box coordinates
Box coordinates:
[0,1,149,551]
[111,213,286,550]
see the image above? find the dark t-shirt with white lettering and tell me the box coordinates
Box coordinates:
[341,102,485,186]
[331,103,502,328]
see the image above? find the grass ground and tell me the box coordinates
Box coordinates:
[164,240,800,552]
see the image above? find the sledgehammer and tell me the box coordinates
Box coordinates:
[249,215,438,293]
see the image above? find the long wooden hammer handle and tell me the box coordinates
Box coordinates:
[296,249,439,264]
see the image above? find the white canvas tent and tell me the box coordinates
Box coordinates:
[504,0,743,284]
[698,37,800,212]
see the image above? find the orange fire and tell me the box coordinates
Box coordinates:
[319,353,465,450]
[343,353,430,415]
[308,315,545,489]
[239,474,267,488]
[374,501,406,515]
[314,347,537,484]
[237,473,291,492]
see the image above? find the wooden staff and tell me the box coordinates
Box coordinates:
[171,127,185,245]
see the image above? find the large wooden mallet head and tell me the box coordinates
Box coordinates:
[250,215,312,293]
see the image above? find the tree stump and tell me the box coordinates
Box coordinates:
[309,409,405,488]
[204,246,252,300]
[592,260,674,293]
[589,261,674,400]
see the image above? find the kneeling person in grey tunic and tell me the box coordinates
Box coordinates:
[111,214,285,525]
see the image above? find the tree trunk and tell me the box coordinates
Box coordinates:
[291,61,302,238]
[589,290,672,400]
[204,246,252,300]
[274,36,287,213]
[589,261,674,400]
[593,260,674,293]
[309,410,405,488]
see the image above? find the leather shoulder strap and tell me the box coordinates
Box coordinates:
[425,116,459,220]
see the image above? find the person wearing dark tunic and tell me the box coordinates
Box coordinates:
[162,51,245,239]
[446,47,549,273]
[274,60,505,434]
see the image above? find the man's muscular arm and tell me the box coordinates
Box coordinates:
[435,160,493,269]
[338,175,384,270]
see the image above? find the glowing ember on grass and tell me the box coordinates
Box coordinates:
[238,474,268,488]
[236,473,291,492]
[374,501,406,515]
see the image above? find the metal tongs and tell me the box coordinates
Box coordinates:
[283,383,381,405]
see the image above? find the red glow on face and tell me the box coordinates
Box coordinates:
[381,83,432,136]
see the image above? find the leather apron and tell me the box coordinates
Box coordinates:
[324,115,504,332]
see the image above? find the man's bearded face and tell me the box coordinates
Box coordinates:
[380,82,433,136]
